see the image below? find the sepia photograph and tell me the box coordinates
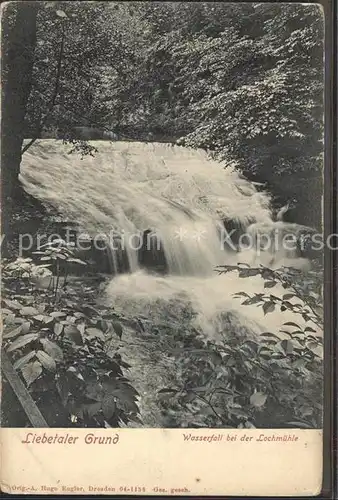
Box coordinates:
[1,1,325,435]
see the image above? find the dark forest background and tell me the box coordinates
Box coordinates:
[2,1,324,230]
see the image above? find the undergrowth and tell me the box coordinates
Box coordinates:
[2,238,323,430]
[2,245,140,428]
[158,264,323,429]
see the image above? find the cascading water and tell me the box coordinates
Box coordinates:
[21,139,313,339]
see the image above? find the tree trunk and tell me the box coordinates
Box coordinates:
[1,2,38,254]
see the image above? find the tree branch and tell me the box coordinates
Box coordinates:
[22,24,65,155]
[188,389,228,425]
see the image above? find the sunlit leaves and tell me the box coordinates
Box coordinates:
[40,338,64,361]
[36,350,57,372]
[55,10,67,19]
[20,306,39,316]
[21,361,43,386]
[3,257,140,429]
[3,325,23,340]
[13,351,37,371]
[86,327,105,341]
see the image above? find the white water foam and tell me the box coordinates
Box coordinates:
[21,139,314,338]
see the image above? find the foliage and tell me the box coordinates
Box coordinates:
[217,263,323,327]
[25,3,107,135]
[22,2,323,226]
[166,3,324,226]
[158,264,323,428]
[2,257,140,427]
[32,238,86,296]
[4,257,52,280]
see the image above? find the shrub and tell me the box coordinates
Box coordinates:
[2,256,140,427]
[158,264,323,428]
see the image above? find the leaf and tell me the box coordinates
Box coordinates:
[3,325,23,339]
[260,332,280,340]
[288,338,304,349]
[305,326,316,333]
[103,379,139,400]
[310,344,323,358]
[50,311,66,318]
[242,295,262,305]
[262,301,275,315]
[40,338,64,361]
[98,319,109,332]
[129,413,143,425]
[264,281,277,288]
[225,356,236,367]
[21,321,31,335]
[158,388,178,395]
[209,351,222,367]
[283,321,301,329]
[36,350,57,372]
[78,323,86,335]
[13,317,25,324]
[286,421,313,429]
[7,333,39,352]
[13,351,36,370]
[1,308,12,315]
[187,385,208,393]
[116,397,139,415]
[102,395,116,419]
[81,304,99,316]
[67,258,86,265]
[282,293,297,300]
[65,367,84,384]
[85,380,104,401]
[86,327,105,341]
[43,315,54,324]
[250,392,267,408]
[73,312,86,319]
[4,312,16,325]
[229,407,249,418]
[182,391,196,403]
[271,352,286,360]
[292,358,307,370]
[21,361,42,386]
[56,253,67,260]
[238,268,261,278]
[245,421,256,428]
[20,306,39,316]
[56,9,67,18]
[33,314,45,322]
[136,318,145,332]
[112,321,123,339]
[64,325,83,345]
[54,323,63,336]
[3,299,23,310]
[280,339,294,355]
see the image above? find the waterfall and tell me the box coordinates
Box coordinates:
[20,139,314,339]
